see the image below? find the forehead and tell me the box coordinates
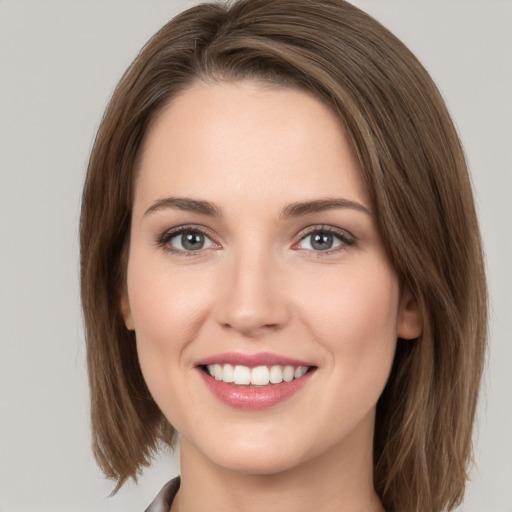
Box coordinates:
[134,80,368,213]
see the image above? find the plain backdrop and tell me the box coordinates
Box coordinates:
[0,1,511,511]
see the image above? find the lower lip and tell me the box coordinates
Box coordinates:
[199,369,314,410]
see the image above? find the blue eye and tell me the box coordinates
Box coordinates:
[297,228,353,252]
[161,228,215,253]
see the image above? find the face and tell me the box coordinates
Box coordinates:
[122,81,421,476]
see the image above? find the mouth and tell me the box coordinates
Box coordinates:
[201,363,314,386]
[195,353,317,410]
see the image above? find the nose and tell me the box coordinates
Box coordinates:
[213,248,291,337]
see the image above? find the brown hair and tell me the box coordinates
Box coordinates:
[80,1,487,510]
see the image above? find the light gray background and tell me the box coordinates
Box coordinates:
[0,1,510,511]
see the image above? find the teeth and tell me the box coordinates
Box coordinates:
[282,365,295,382]
[294,366,308,378]
[251,366,270,386]
[233,365,251,385]
[269,365,283,384]
[206,364,310,386]
[222,364,234,383]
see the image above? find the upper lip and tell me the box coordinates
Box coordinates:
[195,351,314,368]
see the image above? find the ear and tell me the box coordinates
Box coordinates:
[397,287,423,340]
[120,287,135,331]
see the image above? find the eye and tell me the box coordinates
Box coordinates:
[159,227,216,253]
[295,227,354,252]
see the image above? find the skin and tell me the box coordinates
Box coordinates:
[121,81,422,512]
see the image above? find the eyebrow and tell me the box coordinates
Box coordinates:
[144,197,222,217]
[280,198,371,218]
[143,196,370,218]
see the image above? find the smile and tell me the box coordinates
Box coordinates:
[205,364,310,386]
[196,352,317,410]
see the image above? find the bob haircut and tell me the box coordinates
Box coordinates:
[80,1,487,510]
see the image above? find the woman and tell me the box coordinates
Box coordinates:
[80,1,487,511]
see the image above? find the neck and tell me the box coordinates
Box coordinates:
[171,417,384,512]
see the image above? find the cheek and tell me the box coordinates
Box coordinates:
[294,263,400,440]
[127,253,208,338]
[297,260,400,383]
[125,257,219,433]
[125,253,213,390]
[301,260,399,331]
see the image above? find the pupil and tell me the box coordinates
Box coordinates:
[311,232,333,250]
[182,232,204,250]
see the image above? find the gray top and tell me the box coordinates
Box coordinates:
[144,477,180,512]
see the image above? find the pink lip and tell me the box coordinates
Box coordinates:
[195,352,316,411]
[198,370,314,410]
[195,351,312,368]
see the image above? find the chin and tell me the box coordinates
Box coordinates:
[213,448,304,476]
[182,427,310,476]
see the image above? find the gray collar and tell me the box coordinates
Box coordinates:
[144,477,180,512]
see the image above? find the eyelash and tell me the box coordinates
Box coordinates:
[156,225,219,256]
[156,224,356,256]
[293,225,356,255]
